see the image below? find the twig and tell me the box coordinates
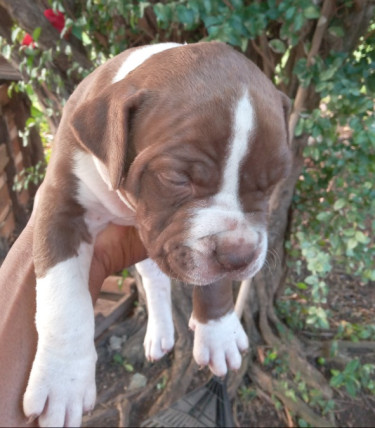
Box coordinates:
[235,278,252,319]
[222,0,234,10]
[116,397,131,428]
[250,39,275,78]
[288,0,336,147]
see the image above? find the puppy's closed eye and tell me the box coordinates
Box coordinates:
[157,171,190,187]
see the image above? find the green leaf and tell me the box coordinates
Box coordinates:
[298,418,309,427]
[330,372,344,387]
[269,39,286,54]
[295,118,305,136]
[32,27,42,42]
[345,358,360,373]
[113,353,123,365]
[11,27,22,43]
[296,282,308,290]
[81,32,91,46]
[2,44,11,59]
[303,6,320,20]
[285,6,296,20]
[320,67,337,81]
[345,380,358,397]
[124,363,134,372]
[329,25,345,38]
[333,198,346,211]
[316,211,331,221]
[347,238,358,251]
[355,230,369,244]
[153,3,173,27]
[176,5,196,28]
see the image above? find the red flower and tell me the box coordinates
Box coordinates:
[21,33,35,47]
[21,9,66,49]
[44,9,65,33]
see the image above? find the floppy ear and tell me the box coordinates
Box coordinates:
[279,90,292,146]
[70,86,146,190]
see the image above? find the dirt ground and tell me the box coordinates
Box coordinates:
[82,270,375,428]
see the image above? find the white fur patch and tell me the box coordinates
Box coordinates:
[218,90,254,208]
[24,245,97,427]
[187,90,255,239]
[189,311,249,377]
[136,259,174,361]
[113,43,181,84]
[73,150,136,233]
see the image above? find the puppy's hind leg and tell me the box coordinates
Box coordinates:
[135,259,175,361]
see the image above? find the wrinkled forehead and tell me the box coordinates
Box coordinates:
[131,89,286,169]
[127,42,288,169]
[129,43,283,124]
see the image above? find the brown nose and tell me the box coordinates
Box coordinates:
[215,242,255,271]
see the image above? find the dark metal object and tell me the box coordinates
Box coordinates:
[141,376,234,427]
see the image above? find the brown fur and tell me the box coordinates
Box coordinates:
[192,278,234,322]
[33,42,291,326]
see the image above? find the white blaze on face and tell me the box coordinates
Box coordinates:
[184,89,267,282]
[216,90,254,208]
[187,90,255,241]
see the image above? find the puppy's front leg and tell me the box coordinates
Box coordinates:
[24,186,97,428]
[189,279,249,377]
[136,259,174,361]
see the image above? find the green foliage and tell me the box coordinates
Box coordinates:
[292,32,375,283]
[283,21,375,331]
[263,351,336,418]
[57,0,149,60]
[13,162,45,193]
[112,353,134,373]
[330,358,375,397]
[156,374,168,391]
[151,0,321,52]
[238,385,257,402]
[335,321,375,342]
[117,268,130,291]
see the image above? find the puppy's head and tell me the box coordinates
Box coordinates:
[72,42,291,285]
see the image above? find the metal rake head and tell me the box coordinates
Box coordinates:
[141,376,234,427]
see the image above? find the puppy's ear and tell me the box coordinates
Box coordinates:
[279,91,292,146]
[70,86,146,190]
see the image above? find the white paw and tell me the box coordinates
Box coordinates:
[23,345,97,427]
[189,311,249,377]
[144,313,175,361]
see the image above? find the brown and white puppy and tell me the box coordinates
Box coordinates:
[24,42,291,427]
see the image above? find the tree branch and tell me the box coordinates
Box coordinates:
[288,0,336,147]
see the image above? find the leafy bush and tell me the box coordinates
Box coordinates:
[330,358,375,397]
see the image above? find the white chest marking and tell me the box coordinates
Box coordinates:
[216,91,254,208]
[73,150,136,232]
[113,43,182,84]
